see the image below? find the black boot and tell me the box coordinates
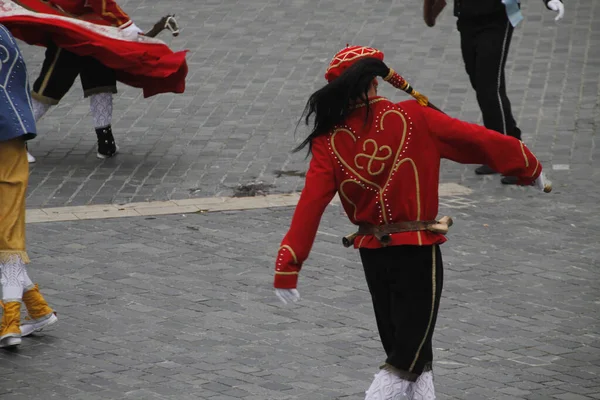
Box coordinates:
[501,176,519,185]
[475,165,498,175]
[95,125,118,159]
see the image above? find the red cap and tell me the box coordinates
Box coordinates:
[324,45,384,82]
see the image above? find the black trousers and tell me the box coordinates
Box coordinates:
[32,41,117,105]
[458,13,521,140]
[360,245,443,382]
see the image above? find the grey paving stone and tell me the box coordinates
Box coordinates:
[0,183,598,399]
[2,0,599,398]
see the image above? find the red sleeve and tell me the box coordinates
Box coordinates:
[87,0,131,27]
[273,137,337,289]
[421,106,542,184]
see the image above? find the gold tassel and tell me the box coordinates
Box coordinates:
[411,90,429,107]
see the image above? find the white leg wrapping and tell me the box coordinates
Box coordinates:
[0,255,26,302]
[22,269,34,291]
[365,369,413,400]
[412,371,435,400]
[90,93,113,129]
[32,98,51,122]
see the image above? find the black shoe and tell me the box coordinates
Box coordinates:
[501,176,519,185]
[475,165,498,175]
[95,126,118,159]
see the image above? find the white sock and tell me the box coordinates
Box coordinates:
[365,369,413,400]
[413,371,435,400]
[90,93,113,129]
[1,255,26,302]
[32,98,51,122]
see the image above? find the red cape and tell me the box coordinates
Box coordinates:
[0,0,188,98]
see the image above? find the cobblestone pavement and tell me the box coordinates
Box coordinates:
[1,188,599,399]
[2,0,599,399]
[19,0,600,207]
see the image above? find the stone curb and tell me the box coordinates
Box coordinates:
[26,183,472,224]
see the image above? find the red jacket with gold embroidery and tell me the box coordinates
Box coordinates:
[17,0,132,27]
[274,97,542,289]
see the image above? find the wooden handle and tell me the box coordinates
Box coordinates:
[438,216,453,227]
[145,15,179,38]
[342,233,358,248]
[428,216,454,235]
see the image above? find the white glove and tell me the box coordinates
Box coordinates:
[547,0,564,21]
[121,22,144,40]
[275,289,301,305]
[533,172,552,193]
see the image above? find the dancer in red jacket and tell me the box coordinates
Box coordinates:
[273,45,550,400]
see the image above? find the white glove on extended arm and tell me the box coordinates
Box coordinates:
[275,289,301,305]
[120,22,144,40]
[547,0,564,21]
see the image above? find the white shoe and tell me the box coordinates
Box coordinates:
[27,150,36,163]
[0,336,21,348]
[20,313,58,337]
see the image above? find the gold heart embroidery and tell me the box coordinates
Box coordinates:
[330,109,420,234]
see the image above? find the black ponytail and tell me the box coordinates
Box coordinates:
[293,57,390,154]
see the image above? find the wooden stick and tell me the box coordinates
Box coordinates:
[428,216,454,235]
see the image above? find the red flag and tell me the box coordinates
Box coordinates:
[0,0,188,98]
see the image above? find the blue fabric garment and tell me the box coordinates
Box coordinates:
[503,0,524,27]
[0,24,36,142]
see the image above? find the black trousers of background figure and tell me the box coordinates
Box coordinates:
[359,245,444,382]
[458,12,521,140]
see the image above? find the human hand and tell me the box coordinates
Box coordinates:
[547,0,564,21]
[424,0,447,27]
[275,289,301,305]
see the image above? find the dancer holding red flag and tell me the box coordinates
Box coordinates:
[272,45,550,399]
[0,0,188,161]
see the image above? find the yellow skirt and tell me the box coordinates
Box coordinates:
[0,137,30,264]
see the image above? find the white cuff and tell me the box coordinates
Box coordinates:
[119,20,133,29]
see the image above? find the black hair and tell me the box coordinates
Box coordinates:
[293,57,391,154]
